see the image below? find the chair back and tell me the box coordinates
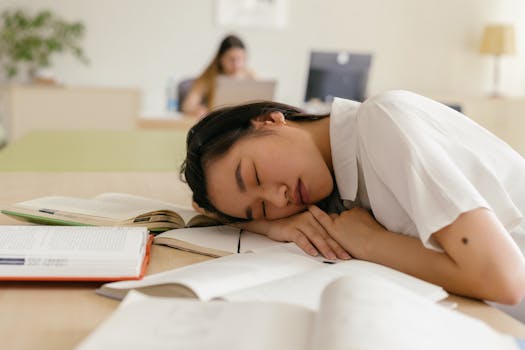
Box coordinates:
[177,78,196,111]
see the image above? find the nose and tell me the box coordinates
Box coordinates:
[261,184,288,208]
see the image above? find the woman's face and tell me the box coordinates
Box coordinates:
[205,115,334,221]
[219,47,247,76]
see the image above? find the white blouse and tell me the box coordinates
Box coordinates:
[330,90,525,252]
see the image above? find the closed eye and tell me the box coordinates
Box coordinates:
[254,163,261,186]
[254,163,266,219]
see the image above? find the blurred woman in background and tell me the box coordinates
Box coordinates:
[182,34,255,117]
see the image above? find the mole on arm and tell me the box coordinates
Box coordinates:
[461,237,469,245]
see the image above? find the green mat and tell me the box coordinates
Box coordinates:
[0,130,188,172]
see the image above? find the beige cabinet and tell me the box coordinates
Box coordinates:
[430,95,525,156]
[0,85,140,142]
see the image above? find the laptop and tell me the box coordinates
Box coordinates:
[213,76,277,108]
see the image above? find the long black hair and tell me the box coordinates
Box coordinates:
[180,101,328,222]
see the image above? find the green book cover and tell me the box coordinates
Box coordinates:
[0,209,171,234]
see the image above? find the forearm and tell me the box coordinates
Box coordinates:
[309,203,525,304]
[230,220,270,236]
[362,225,525,304]
[230,213,351,260]
[361,230,481,299]
[182,87,207,116]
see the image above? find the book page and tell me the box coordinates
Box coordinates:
[95,193,194,223]
[153,226,284,257]
[97,250,323,300]
[16,196,153,221]
[78,291,313,350]
[94,192,188,213]
[311,276,516,350]
[0,226,148,278]
[222,258,447,310]
[16,193,187,222]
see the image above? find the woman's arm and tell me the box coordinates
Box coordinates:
[191,201,350,260]
[181,82,208,117]
[309,205,525,304]
[232,211,350,260]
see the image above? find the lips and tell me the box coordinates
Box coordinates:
[295,179,309,206]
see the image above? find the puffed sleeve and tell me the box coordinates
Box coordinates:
[355,90,523,250]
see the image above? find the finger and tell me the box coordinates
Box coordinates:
[302,216,340,260]
[325,236,352,260]
[307,208,350,260]
[302,227,350,260]
[292,232,319,257]
[308,205,335,231]
[301,230,336,260]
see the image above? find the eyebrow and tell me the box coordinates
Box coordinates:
[235,161,253,220]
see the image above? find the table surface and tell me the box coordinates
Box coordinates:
[0,129,187,171]
[1,172,525,350]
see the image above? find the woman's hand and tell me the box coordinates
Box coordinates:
[262,210,351,260]
[195,201,350,260]
[192,201,222,221]
[307,205,385,260]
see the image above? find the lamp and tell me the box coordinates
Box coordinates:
[479,24,516,97]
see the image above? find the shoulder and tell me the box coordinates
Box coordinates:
[356,90,443,130]
[358,90,426,117]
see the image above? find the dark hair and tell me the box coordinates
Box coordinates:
[180,101,328,222]
[216,34,245,72]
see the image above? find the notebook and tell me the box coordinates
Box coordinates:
[213,76,277,107]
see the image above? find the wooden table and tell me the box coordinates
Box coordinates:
[0,172,211,349]
[1,172,525,350]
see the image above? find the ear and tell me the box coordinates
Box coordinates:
[250,111,287,129]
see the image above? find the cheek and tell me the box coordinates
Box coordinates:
[221,59,235,72]
[267,205,304,220]
[208,185,244,218]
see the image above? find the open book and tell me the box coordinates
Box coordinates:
[0,225,152,281]
[97,245,448,310]
[153,225,284,257]
[79,277,519,350]
[1,192,219,233]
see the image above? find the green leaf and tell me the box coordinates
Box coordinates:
[0,8,89,79]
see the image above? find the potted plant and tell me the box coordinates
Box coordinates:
[0,9,88,82]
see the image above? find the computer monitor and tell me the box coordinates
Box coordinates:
[304,51,372,103]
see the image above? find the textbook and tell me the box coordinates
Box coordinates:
[0,226,152,281]
[153,225,284,257]
[1,192,219,233]
[96,245,448,309]
[80,277,517,350]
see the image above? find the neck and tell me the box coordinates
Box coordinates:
[289,116,333,173]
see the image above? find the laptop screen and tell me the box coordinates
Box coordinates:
[213,77,277,108]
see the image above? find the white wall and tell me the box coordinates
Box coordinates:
[1,0,524,114]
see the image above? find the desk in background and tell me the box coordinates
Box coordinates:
[137,113,199,130]
[0,129,187,171]
[0,85,141,143]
